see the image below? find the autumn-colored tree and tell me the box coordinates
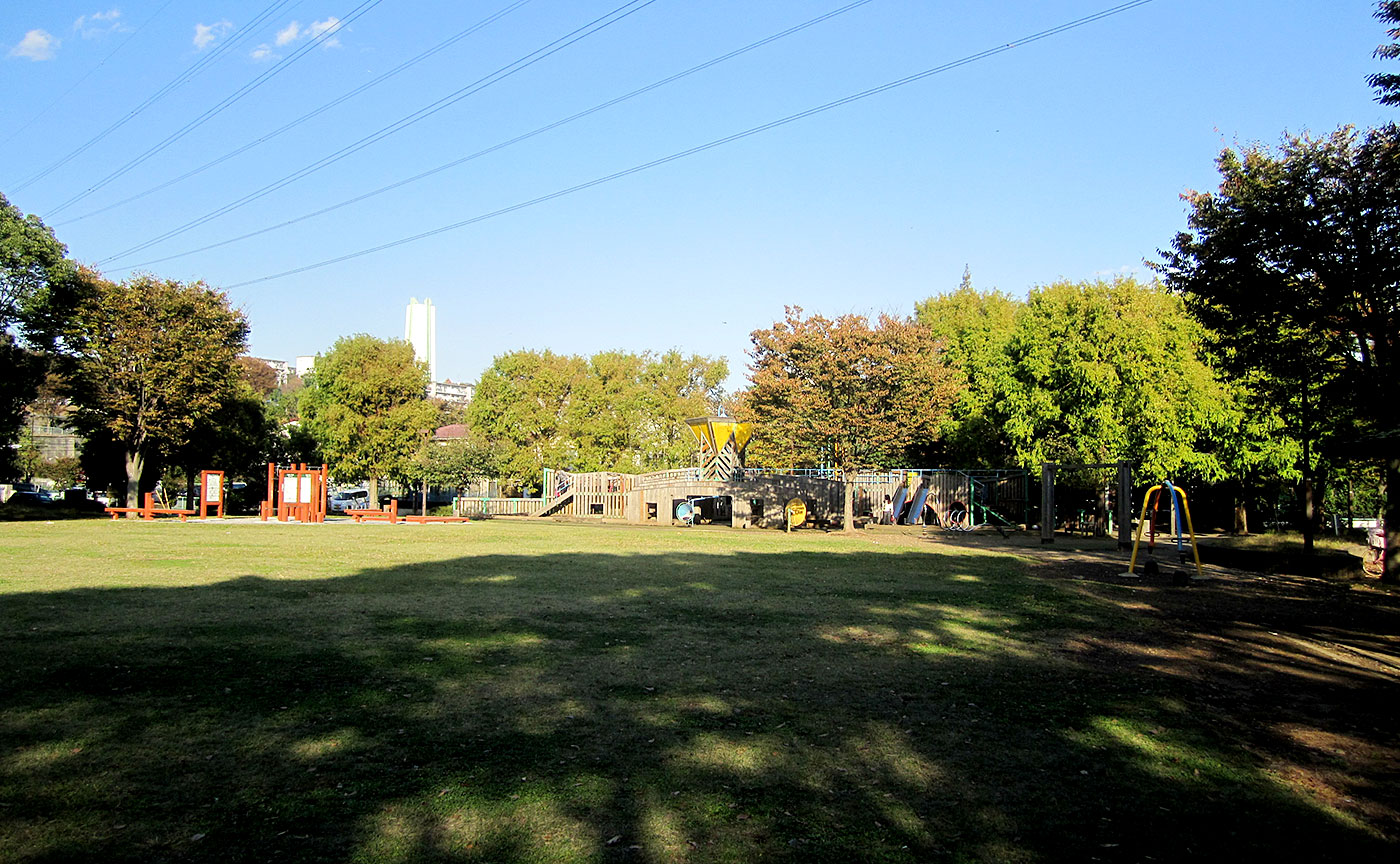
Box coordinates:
[63,274,249,510]
[235,356,279,397]
[299,334,437,503]
[742,307,961,530]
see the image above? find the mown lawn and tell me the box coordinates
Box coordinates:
[0,519,1395,863]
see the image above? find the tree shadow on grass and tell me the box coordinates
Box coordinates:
[1,544,1397,863]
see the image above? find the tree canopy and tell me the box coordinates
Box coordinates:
[1157,125,1400,576]
[999,277,1243,481]
[467,348,727,487]
[1370,1,1400,105]
[741,307,960,529]
[914,269,1018,466]
[62,274,249,507]
[0,193,83,480]
[299,334,437,501]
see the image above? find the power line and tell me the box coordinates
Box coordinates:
[0,0,180,149]
[9,0,297,194]
[58,0,531,227]
[95,0,660,266]
[44,0,389,219]
[116,0,879,270]
[218,0,1158,290]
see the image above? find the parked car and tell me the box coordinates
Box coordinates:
[330,489,370,512]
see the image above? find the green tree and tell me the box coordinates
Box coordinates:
[299,334,437,504]
[640,350,729,468]
[1370,1,1400,105]
[914,267,1019,466]
[171,380,280,504]
[467,349,725,486]
[42,455,84,489]
[742,307,961,530]
[14,426,42,481]
[62,274,249,510]
[468,350,587,489]
[409,436,497,508]
[0,193,83,480]
[1157,126,1400,578]
[996,277,1239,480]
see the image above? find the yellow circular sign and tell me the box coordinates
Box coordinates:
[785,497,807,526]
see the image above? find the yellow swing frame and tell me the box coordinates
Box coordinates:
[1126,481,1203,579]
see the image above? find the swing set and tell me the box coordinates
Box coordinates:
[1125,479,1203,580]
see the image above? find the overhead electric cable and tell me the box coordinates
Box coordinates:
[45,0,388,218]
[58,0,530,227]
[96,0,659,266]
[214,0,1157,290]
[0,0,180,149]
[117,0,878,269]
[10,0,297,194]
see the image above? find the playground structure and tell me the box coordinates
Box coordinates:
[1125,479,1203,580]
[105,470,226,521]
[260,463,329,523]
[1039,462,1134,547]
[853,469,1027,531]
[453,416,1039,531]
[457,417,841,528]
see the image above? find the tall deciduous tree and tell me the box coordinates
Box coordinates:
[63,274,249,509]
[469,350,588,489]
[468,349,726,486]
[0,192,83,480]
[1370,1,1400,105]
[914,268,1018,466]
[235,356,279,397]
[998,277,1241,480]
[299,334,437,504]
[742,307,960,530]
[1157,126,1400,579]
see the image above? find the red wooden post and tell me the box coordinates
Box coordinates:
[263,462,275,521]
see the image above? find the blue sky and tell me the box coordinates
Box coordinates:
[2,0,1393,392]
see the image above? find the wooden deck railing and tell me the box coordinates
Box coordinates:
[455,497,547,517]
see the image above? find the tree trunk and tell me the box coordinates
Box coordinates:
[1094,484,1110,537]
[1301,464,1316,555]
[421,478,428,516]
[1300,373,1314,554]
[124,450,145,518]
[368,476,379,507]
[1234,503,1249,535]
[1384,454,1399,586]
[185,469,196,513]
[843,475,855,532]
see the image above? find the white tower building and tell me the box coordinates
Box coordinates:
[404,297,437,389]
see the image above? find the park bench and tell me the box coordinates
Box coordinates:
[346,500,399,524]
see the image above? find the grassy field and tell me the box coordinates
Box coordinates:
[0,519,1396,863]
